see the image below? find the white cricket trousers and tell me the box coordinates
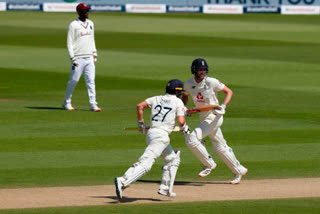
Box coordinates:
[121,128,175,187]
[64,56,96,105]
[195,113,245,175]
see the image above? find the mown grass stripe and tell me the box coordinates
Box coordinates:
[0,198,320,214]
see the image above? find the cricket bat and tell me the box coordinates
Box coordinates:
[186,104,222,114]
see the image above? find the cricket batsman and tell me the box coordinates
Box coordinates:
[182,58,248,184]
[62,3,101,112]
[115,79,190,200]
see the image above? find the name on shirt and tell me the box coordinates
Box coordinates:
[80,31,91,37]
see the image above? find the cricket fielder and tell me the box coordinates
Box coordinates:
[62,3,101,112]
[115,79,190,200]
[182,58,248,184]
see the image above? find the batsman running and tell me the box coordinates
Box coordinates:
[182,58,248,184]
[62,3,101,112]
[115,79,190,200]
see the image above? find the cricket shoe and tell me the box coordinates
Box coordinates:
[114,177,125,200]
[230,167,248,184]
[90,104,101,112]
[62,103,75,111]
[198,162,217,178]
[158,189,176,198]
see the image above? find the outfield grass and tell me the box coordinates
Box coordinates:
[0,11,320,212]
[1,198,320,214]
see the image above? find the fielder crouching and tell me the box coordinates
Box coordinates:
[114,79,190,200]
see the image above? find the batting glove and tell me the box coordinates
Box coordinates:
[137,120,147,134]
[181,124,190,137]
[213,104,226,115]
[72,58,79,67]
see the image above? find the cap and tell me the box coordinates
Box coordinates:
[76,3,90,12]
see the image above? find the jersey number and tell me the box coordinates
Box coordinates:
[152,105,172,122]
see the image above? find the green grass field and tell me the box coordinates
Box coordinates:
[0,11,320,213]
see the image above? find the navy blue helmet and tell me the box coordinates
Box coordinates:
[166,79,184,97]
[191,58,209,74]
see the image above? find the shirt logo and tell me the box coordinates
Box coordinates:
[196,92,203,100]
[90,26,93,30]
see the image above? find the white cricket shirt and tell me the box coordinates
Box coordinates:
[185,76,225,117]
[146,94,185,133]
[67,18,97,60]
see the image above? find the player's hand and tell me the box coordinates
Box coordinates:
[72,59,79,67]
[93,55,97,63]
[184,106,191,117]
[181,124,190,136]
[137,120,147,134]
[213,104,226,115]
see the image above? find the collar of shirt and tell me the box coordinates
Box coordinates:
[193,76,206,85]
[76,18,87,25]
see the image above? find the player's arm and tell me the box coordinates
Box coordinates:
[136,100,149,121]
[67,23,77,66]
[177,115,186,127]
[136,100,149,133]
[92,22,97,62]
[182,92,189,106]
[176,102,190,135]
[67,23,74,59]
[220,85,233,107]
[178,114,191,135]
[212,85,233,116]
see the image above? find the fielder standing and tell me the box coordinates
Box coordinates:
[115,79,190,200]
[182,58,248,184]
[62,3,101,112]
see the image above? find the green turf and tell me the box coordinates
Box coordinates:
[1,198,320,214]
[0,11,319,190]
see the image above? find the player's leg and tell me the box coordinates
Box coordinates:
[209,128,248,184]
[115,129,169,199]
[184,114,221,177]
[115,145,159,200]
[63,58,84,110]
[83,57,101,112]
[158,145,180,197]
[185,129,216,177]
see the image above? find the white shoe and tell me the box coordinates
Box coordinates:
[198,162,217,178]
[90,104,101,112]
[62,103,75,111]
[114,177,124,200]
[158,189,176,197]
[230,167,248,184]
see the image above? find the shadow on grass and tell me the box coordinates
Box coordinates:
[90,195,169,204]
[25,106,89,111]
[90,180,229,204]
[137,179,229,186]
[26,106,64,110]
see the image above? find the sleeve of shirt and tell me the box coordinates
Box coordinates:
[67,22,75,60]
[210,78,225,92]
[176,99,186,116]
[91,22,97,56]
[145,96,156,108]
